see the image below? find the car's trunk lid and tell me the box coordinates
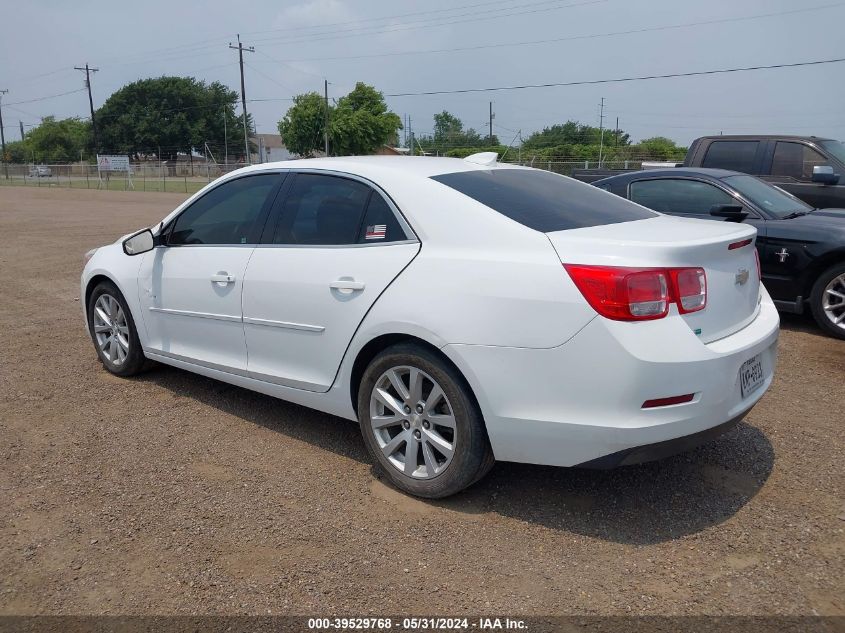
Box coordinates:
[546,215,760,343]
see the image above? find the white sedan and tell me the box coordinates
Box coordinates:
[82,153,779,498]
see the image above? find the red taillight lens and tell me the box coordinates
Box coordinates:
[564,264,707,321]
[563,265,670,321]
[754,249,761,281]
[672,267,706,313]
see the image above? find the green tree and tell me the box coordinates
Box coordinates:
[96,76,252,160]
[636,136,686,161]
[329,83,402,156]
[277,92,327,158]
[18,116,92,163]
[418,110,497,154]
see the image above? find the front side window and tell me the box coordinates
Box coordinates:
[629,178,733,215]
[169,174,278,245]
[771,142,829,180]
[722,175,811,218]
[701,141,759,173]
[431,168,655,232]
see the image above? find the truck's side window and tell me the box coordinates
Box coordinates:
[629,178,733,215]
[701,141,759,173]
[771,142,829,180]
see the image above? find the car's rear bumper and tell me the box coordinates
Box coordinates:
[443,291,779,468]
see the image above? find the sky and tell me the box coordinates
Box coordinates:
[1,0,843,150]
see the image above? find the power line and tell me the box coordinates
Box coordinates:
[4,88,86,107]
[253,0,606,47]
[386,56,845,97]
[273,2,844,64]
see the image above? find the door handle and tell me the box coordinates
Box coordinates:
[210,273,235,284]
[330,279,365,291]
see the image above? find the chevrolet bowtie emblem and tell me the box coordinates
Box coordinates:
[735,269,750,285]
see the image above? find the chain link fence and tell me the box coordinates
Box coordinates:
[0,157,680,193]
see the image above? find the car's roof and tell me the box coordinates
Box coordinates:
[693,134,835,142]
[234,155,525,180]
[595,167,743,185]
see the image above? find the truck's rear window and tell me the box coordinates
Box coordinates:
[431,168,655,232]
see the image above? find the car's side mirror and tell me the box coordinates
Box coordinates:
[811,165,840,185]
[123,229,155,255]
[709,204,749,222]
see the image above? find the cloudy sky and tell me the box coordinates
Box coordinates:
[1,0,843,148]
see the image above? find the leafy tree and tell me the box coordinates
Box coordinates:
[523,121,630,150]
[417,111,497,154]
[329,83,402,156]
[14,116,92,163]
[277,92,327,158]
[96,76,252,160]
[278,82,401,157]
[637,136,686,161]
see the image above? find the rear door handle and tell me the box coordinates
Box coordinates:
[330,279,365,291]
[210,273,235,284]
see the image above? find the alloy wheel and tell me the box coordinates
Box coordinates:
[93,294,130,365]
[369,366,456,479]
[822,273,845,330]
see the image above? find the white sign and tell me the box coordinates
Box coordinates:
[97,155,130,172]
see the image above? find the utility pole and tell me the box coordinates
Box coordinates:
[323,79,330,156]
[74,64,99,153]
[0,90,8,180]
[489,102,494,145]
[229,35,254,165]
[223,108,228,167]
[615,116,619,148]
[597,97,606,168]
[19,120,25,141]
[408,115,412,155]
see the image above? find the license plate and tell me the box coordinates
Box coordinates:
[739,354,765,398]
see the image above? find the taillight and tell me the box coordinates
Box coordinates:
[754,249,761,281]
[672,268,706,313]
[564,264,707,322]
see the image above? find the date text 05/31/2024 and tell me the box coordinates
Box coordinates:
[307,617,528,630]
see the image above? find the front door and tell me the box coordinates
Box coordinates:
[242,172,419,391]
[138,172,282,373]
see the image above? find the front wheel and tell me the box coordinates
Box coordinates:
[809,262,845,340]
[358,343,494,498]
[87,281,147,376]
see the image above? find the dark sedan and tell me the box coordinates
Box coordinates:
[594,168,845,339]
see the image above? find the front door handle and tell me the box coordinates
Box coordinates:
[330,279,365,292]
[210,272,235,284]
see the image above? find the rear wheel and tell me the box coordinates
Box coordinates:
[358,343,494,498]
[809,262,845,340]
[87,281,146,376]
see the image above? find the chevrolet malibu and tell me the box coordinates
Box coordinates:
[82,153,779,498]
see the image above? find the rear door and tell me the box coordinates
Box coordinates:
[241,171,420,392]
[138,173,283,373]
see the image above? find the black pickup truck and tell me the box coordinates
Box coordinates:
[683,135,845,209]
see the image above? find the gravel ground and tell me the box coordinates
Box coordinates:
[0,186,842,617]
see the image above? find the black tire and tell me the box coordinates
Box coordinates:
[809,262,845,340]
[87,280,147,376]
[357,343,494,499]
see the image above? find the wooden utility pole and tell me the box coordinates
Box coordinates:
[74,64,99,153]
[229,35,255,165]
[489,102,494,144]
[324,79,329,156]
[0,89,8,179]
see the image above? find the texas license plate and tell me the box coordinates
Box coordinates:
[739,354,765,398]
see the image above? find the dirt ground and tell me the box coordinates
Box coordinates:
[0,186,842,617]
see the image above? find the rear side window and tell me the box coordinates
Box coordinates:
[629,178,733,215]
[430,169,655,232]
[701,141,759,173]
[273,173,371,245]
[356,193,407,243]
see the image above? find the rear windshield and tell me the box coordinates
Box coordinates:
[431,168,655,232]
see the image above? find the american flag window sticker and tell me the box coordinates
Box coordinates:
[365,224,387,240]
